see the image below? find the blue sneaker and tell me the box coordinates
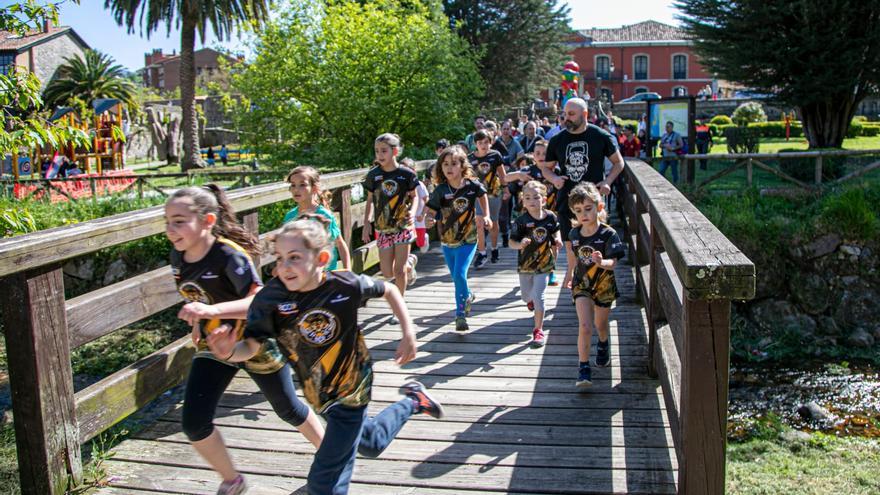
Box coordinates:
[596,339,611,367]
[548,272,558,286]
[576,365,592,389]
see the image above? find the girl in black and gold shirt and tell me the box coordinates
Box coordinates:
[419,146,491,332]
[207,215,443,495]
[165,185,324,495]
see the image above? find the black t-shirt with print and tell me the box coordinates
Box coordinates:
[568,223,626,293]
[426,179,486,247]
[245,272,386,413]
[545,125,618,213]
[468,150,505,197]
[510,211,560,274]
[171,238,285,374]
[363,165,418,234]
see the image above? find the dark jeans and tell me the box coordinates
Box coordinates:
[696,141,710,170]
[308,399,415,495]
[658,159,679,183]
[181,357,310,442]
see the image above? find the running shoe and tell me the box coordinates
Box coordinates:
[464,292,476,317]
[490,248,500,263]
[576,365,593,389]
[407,254,418,287]
[420,232,430,253]
[400,381,445,419]
[530,328,546,347]
[474,252,488,269]
[455,317,469,332]
[389,315,399,325]
[548,272,558,286]
[596,338,611,367]
[216,475,247,495]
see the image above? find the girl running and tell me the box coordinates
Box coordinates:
[509,181,562,347]
[206,215,443,495]
[362,134,419,298]
[284,166,351,271]
[419,146,491,332]
[165,185,324,495]
[401,157,431,254]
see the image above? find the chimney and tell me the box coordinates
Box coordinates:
[42,17,51,33]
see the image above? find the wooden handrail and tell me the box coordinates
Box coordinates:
[621,158,756,495]
[0,159,432,494]
[680,148,880,160]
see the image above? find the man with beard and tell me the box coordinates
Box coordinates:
[542,98,625,244]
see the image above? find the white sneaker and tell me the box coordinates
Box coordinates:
[420,232,430,253]
[407,254,418,286]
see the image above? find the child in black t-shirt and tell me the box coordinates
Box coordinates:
[362,133,420,299]
[164,185,325,495]
[563,183,626,389]
[420,146,490,332]
[509,181,562,348]
[468,129,506,267]
[206,215,443,495]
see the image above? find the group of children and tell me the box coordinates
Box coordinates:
[162,129,624,494]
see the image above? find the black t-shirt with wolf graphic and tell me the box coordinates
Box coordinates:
[545,125,617,213]
[426,179,487,247]
[245,272,386,413]
[510,211,560,274]
[363,165,418,234]
[468,150,505,197]
[568,223,627,303]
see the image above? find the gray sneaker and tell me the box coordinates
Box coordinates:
[217,475,247,495]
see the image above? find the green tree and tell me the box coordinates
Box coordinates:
[231,0,483,168]
[0,1,90,158]
[441,0,571,108]
[676,0,880,149]
[42,50,137,111]
[102,0,271,171]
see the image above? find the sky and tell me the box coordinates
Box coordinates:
[4,0,680,71]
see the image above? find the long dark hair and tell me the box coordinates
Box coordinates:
[169,184,262,261]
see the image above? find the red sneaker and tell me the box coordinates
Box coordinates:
[527,301,535,311]
[530,328,546,347]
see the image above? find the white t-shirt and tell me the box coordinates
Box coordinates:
[414,181,429,228]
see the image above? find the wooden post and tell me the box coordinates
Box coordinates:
[1,265,82,494]
[137,177,144,200]
[89,178,97,201]
[815,155,823,186]
[685,157,695,186]
[746,158,753,187]
[647,222,664,377]
[678,296,731,495]
[333,186,354,247]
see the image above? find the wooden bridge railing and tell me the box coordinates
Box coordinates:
[620,159,756,494]
[0,160,431,494]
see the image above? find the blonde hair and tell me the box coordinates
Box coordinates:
[375,133,403,154]
[522,180,547,197]
[275,213,332,253]
[286,166,331,208]
[433,146,476,185]
[168,185,261,260]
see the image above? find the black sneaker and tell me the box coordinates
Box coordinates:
[490,248,499,263]
[474,252,488,269]
[501,235,509,248]
[455,317,469,332]
[400,381,445,419]
[576,365,592,389]
[596,339,611,367]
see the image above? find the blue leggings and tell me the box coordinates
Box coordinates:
[441,243,477,317]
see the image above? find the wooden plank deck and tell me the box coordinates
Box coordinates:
[97,243,678,494]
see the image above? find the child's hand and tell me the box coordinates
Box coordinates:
[554,239,563,250]
[190,323,201,346]
[178,302,219,326]
[362,223,372,244]
[591,251,604,265]
[395,334,418,365]
[562,275,572,289]
[416,214,425,224]
[483,217,493,230]
[425,216,436,228]
[206,323,237,360]
[520,238,531,248]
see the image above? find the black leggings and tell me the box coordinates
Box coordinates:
[181,357,310,442]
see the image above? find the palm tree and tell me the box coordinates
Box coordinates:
[43,49,136,111]
[103,0,271,171]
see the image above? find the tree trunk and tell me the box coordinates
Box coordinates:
[179,15,202,171]
[800,94,859,149]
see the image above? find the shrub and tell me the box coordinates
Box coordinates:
[1,207,37,237]
[710,115,734,126]
[724,126,761,153]
[852,115,869,123]
[747,121,804,138]
[778,148,846,183]
[862,125,880,137]
[732,101,768,126]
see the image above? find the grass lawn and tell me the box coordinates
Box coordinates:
[728,433,880,495]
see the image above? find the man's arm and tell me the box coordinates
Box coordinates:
[598,150,625,195]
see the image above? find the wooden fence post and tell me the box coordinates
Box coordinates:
[679,295,731,495]
[815,156,823,187]
[333,187,354,247]
[746,158,753,187]
[1,265,82,494]
[646,223,664,377]
[137,177,144,200]
[685,157,695,185]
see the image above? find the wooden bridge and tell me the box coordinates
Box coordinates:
[0,159,754,494]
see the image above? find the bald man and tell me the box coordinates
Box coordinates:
[542,98,625,243]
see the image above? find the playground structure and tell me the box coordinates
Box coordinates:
[3,98,126,181]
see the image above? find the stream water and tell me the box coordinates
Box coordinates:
[728,363,880,439]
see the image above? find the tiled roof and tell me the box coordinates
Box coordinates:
[0,26,88,51]
[576,20,689,43]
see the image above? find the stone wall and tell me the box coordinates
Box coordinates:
[30,32,88,90]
